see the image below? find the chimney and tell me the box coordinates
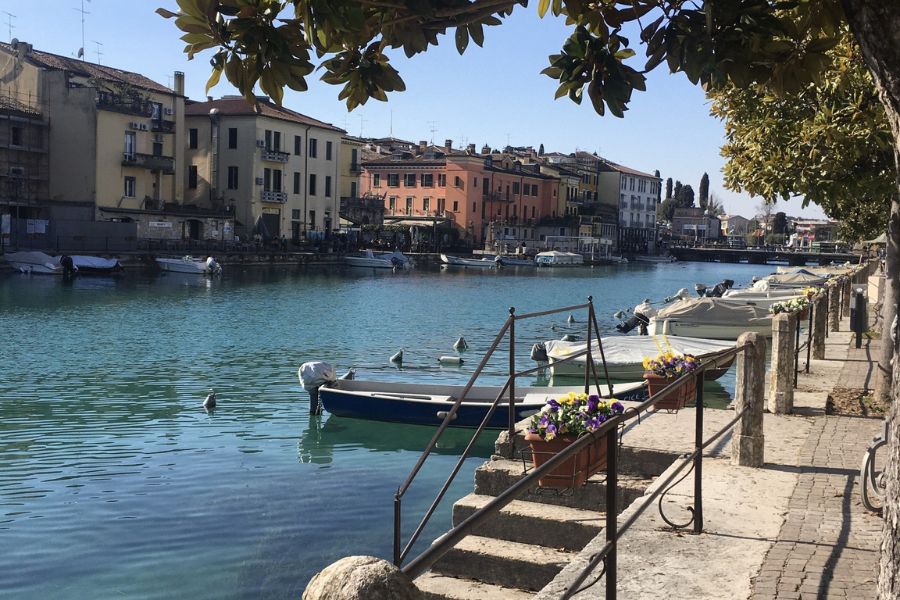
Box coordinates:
[418,140,427,154]
[173,71,185,95]
[444,139,452,151]
[479,144,489,154]
[468,143,477,154]
[207,96,213,102]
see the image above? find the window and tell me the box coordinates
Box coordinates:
[422,173,434,187]
[532,184,538,196]
[294,135,302,155]
[389,196,396,213]
[473,202,477,212]
[309,174,317,195]
[437,198,445,213]
[309,210,316,230]
[228,128,237,149]
[473,177,478,188]
[264,130,272,149]
[482,177,489,195]
[350,181,357,197]
[309,138,318,158]
[325,140,332,160]
[272,169,282,192]
[325,175,332,197]
[227,166,238,189]
[438,174,446,187]
[293,172,301,194]
[405,197,413,215]
[124,131,136,157]
[373,173,381,188]
[387,173,400,187]
[188,165,198,189]
[152,141,163,157]
[513,182,520,195]
[452,200,459,212]
[454,176,463,188]
[621,177,626,190]
[423,198,430,213]
[292,209,301,219]
[10,126,22,146]
[404,173,417,187]
[188,128,198,149]
[264,168,272,191]
[273,131,281,151]
[124,176,136,197]
[532,206,536,218]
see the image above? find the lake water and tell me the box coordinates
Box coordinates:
[0,260,775,599]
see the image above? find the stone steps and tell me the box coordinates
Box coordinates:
[415,572,534,600]
[452,493,603,551]
[430,535,571,591]
[475,458,652,511]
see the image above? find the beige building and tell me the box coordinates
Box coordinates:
[0,40,231,248]
[185,97,345,242]
[599,161,661,253]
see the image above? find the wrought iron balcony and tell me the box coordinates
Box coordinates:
[121,152,175,174]
[261,190,287,203]
[151,119,176,134]
[261,148,290,163]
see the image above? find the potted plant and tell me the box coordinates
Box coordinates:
[642,351,701,411]
[524,392,625,488]
[771,296,811,318]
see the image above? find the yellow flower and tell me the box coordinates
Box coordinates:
[642,357,652,369]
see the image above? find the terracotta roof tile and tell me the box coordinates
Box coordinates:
[185,97,345,132]
[599,160,659,179]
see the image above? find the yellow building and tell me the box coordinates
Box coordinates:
[0,40,231,248]
[185,97,346,242]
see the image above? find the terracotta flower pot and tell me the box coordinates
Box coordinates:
[643,372,697,411]
[523,431,609,488]
[797,306,810,320]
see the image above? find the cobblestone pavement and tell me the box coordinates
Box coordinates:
[750,334,884,599]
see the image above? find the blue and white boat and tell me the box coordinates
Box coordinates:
[315,379,647,428]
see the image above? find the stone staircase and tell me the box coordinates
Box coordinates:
[414,429,678,599]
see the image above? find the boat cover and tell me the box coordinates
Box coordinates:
[655,298,770,324]
[5,250,60,267]
[71,255,121,270]
[545,335,735,363]
[763,272,828,286]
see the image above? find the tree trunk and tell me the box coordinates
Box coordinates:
[839,2,900,597]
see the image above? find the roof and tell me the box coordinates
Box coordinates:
[0,42,172,95]
[185,96,345,133]
[599,160,658,179]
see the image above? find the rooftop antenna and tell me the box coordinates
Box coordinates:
[358,115,366,138]
[389,110,393,138]
[91,40,103,65]
[1,12,15,43]
[427,120,437,145]
[74,0,90,60]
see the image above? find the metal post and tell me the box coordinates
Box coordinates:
[508,307,516,458]
[393,494,402,566]
[853,288,866,349]
[805,301,813,373]
[794,311,801,388]
[605,423,618,600]
[584,299,593,394]
[693,372,704,534]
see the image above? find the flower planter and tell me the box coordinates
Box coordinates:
[643,372,697,411]
[797,306,810,320]
[524,431,609,488]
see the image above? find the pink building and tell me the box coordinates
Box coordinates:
[360,150,559,246]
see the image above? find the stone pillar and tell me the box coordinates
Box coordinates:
[732,332,766,467]
[768,313,796,414]
[829,283,840,331]
[303,556,423,600]
[842,277,852,317]
[812,293,828,359]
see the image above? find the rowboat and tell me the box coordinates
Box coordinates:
[316,378,647,428]
[544,335,736,380]
[440,254,497,268]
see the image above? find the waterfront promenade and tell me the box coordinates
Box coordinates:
[538,311,885,599]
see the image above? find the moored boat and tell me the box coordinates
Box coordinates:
[535,250,584,267]
[313,378,646,428]
[4,250,62,274]
[344,249,404,269]
[440,253,497,268]
[647,297,773,340]
[544,335,736,380]
[70,255,122,275]
[155,255,221,275]
[490,255,535,267]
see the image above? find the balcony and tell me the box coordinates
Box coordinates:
[261,148,290,163]
[151,119,176,134]
[349,162,360,173]
[121,152,175,174]
[483,191,513,203]
[261,190,287,203]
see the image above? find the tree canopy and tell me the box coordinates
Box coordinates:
[709,35,893,240]
[698,172,710,210]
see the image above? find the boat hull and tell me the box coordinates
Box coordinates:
[647,318,773,340]
[155,258,216,274]
[344,257,394,268]
[318,380,647,428]
[5,251,62,274]
[440,254,496,268]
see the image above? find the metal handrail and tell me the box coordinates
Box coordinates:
[400,341,749,581]
[393,299,611,566]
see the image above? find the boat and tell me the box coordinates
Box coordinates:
[647,297,773,340]
[70,255,122,275]
[155,255,221,275]
[345,249,403,269]
[490,255,535,267]
[720,287,807,309]
[315,378,647,428]
[535,251,584,267]
[543,335,736,380]
[440,253,497,268]
[756,270,830,289]
[632,255,675,263]
[4,250,62,274]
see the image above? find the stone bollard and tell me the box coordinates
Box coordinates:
[812,293,828,359]
[732,332,766,467]
[841,277,851,317]
[828,283,840,332]
[303,556,423,600]
[768,313,796,414]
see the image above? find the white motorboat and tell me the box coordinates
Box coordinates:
[4,250,63,274]
[535,251,584,267]
[757,270,830,289]
[345,249,403,269]
[155,255,221,275]
[544,335,736,380]
[647,297,773,340]
[70,255,122,275]
[440,253,497,268]
[631,255,674,263]
[721,288,806,310]
[489,255,535,267]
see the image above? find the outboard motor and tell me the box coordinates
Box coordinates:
[60,255,76,281]
[616,300,657,335]
[695,283,708,297]
[298,361,336,415]
[206,256,222,274]
[530,342,549,378]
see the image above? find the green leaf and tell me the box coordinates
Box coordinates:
[537,0,551,18]
[156,8,178,19]
[455,26,469,54]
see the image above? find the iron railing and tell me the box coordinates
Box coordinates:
[794,299,814,387]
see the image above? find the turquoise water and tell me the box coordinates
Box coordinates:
[0,261,775,599]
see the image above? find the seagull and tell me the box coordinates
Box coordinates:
[203,390,216,410]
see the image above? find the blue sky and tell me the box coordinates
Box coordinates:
[3,0,826,219]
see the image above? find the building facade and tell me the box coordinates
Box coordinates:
[598,161,660,254]
[672,207,721,242]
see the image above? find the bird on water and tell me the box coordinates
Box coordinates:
[203,390,216,410]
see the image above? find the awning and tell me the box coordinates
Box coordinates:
[864,232,887,245]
